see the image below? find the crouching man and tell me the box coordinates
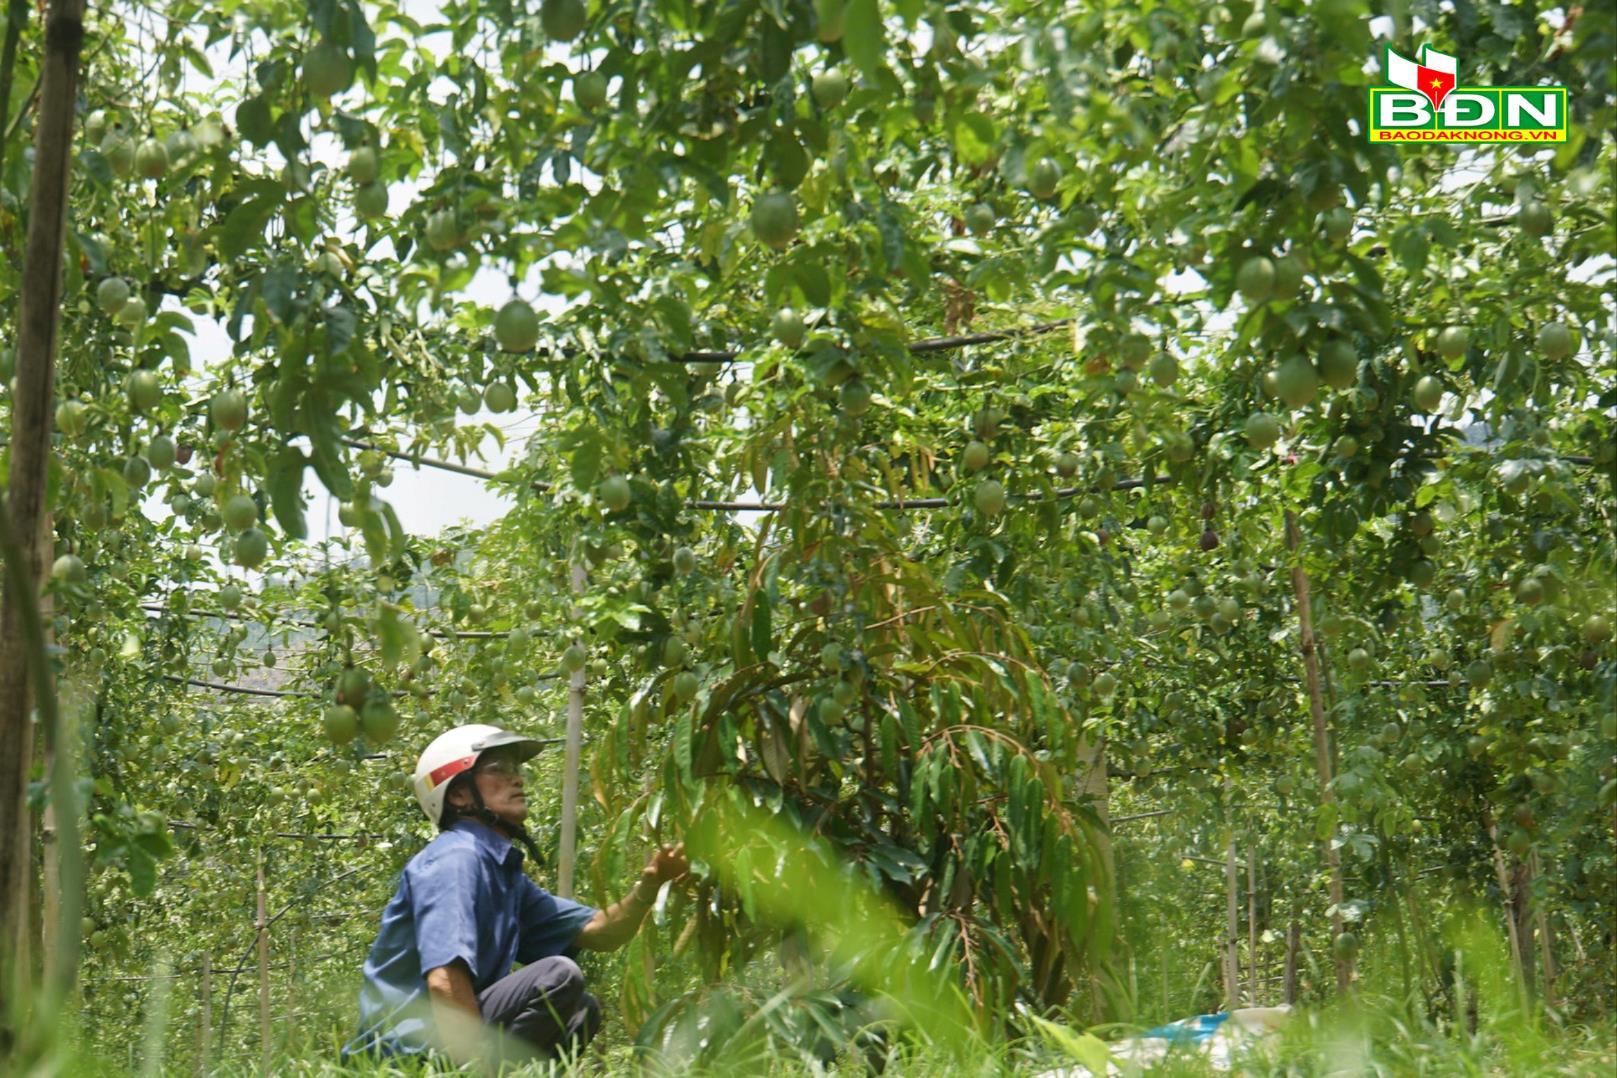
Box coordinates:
[344,724,688,1064]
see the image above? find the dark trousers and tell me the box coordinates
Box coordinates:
[478,956,602,1061]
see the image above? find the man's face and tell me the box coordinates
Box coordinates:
[451,747,529,828]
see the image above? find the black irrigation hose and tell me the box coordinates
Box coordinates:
[139,602,525,641]
[162,674,317,699]
[158,672,563,701]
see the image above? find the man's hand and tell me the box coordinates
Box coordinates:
[642,842,689,888]
[575,841,690,952]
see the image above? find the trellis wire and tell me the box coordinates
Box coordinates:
[139,602,530,641]
[339,436,1594,515]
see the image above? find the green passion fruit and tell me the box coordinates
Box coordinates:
[1536,322,1573,359]
[1244,412,1281,450]
[484,383,518,413]
[811,69,850,109]
[751,190,799,250]
[347,145,380,184]
[973,479,1007,517]
[1436,325,1470,358]
[494,297,540,352]
[302,42,353,98]
[221,493,259,532]
[1027,157,1062,201]
[598,474,632,512]
[541,0,587,40]
[1412,375,1444,413]
[574,71,608,111]
[1236,256,1276,303]
[96,276,131,315]
[1317,339,1357,389]
[1272,355,1319,409]
[234,528,269,569]
[210,388,248,431]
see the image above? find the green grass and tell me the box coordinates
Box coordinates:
[20,849,1613,1075]
[19,979,1616,1077]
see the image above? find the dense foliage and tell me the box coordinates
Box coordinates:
[0,0,1611,1071]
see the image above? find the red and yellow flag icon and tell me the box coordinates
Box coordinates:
[1386,44,1458,109]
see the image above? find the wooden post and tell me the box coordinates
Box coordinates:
[198,953,212,1078]
[37,611,65,983]
[1530,852,1557,1007]
[1160,945,1169,1018]
[1223,810,1240,1011]
[255,852,270,1072]
[1482,814,1525,978]
[1076,732,1112,1013]
[39,743,57,971]
[1283,920,1301,1005]
[1511,858,1537,998]
[1223,839,1239,1010]
[1247,844,1258,1006]
[0,0,88,1038]
[1283,511,1351,993]
[557,559,586,898]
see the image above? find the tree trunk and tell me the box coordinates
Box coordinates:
[0,0,88,1044]
[1283,511,1352,993]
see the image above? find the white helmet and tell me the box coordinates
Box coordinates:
[413,724,545,825]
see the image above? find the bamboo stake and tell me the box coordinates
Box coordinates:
[255,852,270,1073]
[39,762,57,975]
[557,559,586,898]
[1512,856,1537,998]
[1283,510,1351,993]
[1530,851,1557,1007]
[1247,843,1258,1005]
[1224,775,1240,1012]
[1483,812,1529,1010]
[1391,869,1416,1004]
[1283,920,1300,1005]
[34,511,58,988]
[1160,945,1168,1018]
[1566,917,1586,962]
[197,953,211,1078]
